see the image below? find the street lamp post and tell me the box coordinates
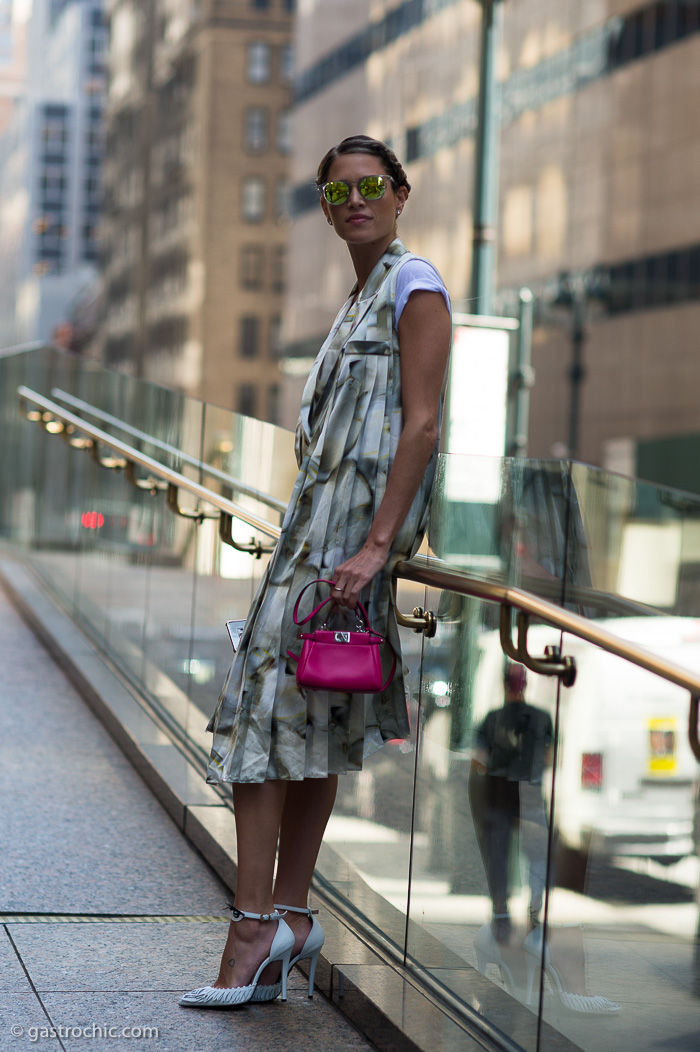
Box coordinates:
[568,288,587,461]
[551,271,589,461]
[470,0,505,315]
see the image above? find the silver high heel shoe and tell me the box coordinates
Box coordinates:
[251,904,325,1003]
[523,926,621,1014]
[473,921,516,994]
[179,907,294,1008]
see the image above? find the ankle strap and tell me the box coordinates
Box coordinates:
[273,903,319,916]
[226,903,285,922]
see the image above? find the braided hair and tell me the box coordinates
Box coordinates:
[316,135,411,194]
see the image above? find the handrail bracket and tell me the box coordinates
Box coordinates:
[167,483,219,524]
[499,605,577,687]
[392,581,437,636]
[125,459,168,495]
[218,512,275,558]
[396,605,437,637]
[61,423,94,451]
[90,440,127,471]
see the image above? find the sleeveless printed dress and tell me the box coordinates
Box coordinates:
[206,239,445,783]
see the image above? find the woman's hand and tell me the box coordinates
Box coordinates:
[331,542,390,610]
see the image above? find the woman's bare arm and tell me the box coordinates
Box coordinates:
[332,289,451,607]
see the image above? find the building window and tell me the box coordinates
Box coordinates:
[277,110,292,154]
[241,177,266,222]
[41,166,67,201]
[271,246,286,293]
[269,314,281,357]
[237,383,257,417]
[244,107,269,153]
[42,118,68,151]
[279,44,293,83]
[267,384,280,425]
[240,316,260,358]
[275,178,291,221]
[240,245,264,290]
[247,41,271,83]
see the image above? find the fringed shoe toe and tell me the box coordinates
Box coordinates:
[179,907,293,1009]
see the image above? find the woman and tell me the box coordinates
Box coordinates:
[180,135,452,1007]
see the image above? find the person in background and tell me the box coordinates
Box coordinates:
[469,663,553,942]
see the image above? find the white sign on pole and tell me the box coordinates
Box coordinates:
[444,325,510,504]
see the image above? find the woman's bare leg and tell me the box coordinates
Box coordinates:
[214,779,287,989]
[273,776,338,955]
[275,776,338,904]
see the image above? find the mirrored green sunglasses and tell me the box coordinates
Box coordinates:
[321,174,395,206]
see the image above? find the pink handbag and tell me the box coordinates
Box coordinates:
[287,579,396,693]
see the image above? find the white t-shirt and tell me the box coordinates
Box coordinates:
[395,257,451,325]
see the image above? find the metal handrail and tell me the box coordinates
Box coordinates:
[398,556,700,697]
[18,387,282,544]
[398,556,700,761]
[50,388,288,517]
[18,385,700,759]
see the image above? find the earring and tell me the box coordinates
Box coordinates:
[327,217,333,226]
[397,209,402,216]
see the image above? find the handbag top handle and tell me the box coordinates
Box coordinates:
[292,578,373,632]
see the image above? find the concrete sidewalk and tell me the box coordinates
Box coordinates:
[0,584,377,1052]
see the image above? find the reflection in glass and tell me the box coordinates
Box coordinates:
[469,662,553,939]
[2,348,700,1052]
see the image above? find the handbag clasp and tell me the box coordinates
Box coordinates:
[334,631,351,643]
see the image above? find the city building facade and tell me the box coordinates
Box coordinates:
[0,0,106,350]
[285,0,700,478]
[100,0,293,423]
[0,0,25,137]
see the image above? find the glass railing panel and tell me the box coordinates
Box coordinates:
[318,575,428,952]
[200,401,292,530]
[405,588,564,1050]
[179,401,286,759]
[429,453,580,607]
[569,462,700,619]
[24,356,87,616]
[538,627,700,1052]
[67,383,168,676]
[114,384,206,738]
[198,397,296,509]
[5,346,700,1052]
[431,451,700,622]
[46,355,209,478]
[0,349,44,547]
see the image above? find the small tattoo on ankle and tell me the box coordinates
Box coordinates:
[228,957,236,968]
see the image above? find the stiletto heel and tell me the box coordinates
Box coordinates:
[252,903,325,1002]
[523,926,621,1014]
[179,907,294,1008]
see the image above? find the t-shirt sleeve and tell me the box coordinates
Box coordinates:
[395,258,451,325]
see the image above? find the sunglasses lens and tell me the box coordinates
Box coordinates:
[359,176,386,200]
[323,181,349,205]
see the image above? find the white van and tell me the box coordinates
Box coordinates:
[471,617,700,864]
